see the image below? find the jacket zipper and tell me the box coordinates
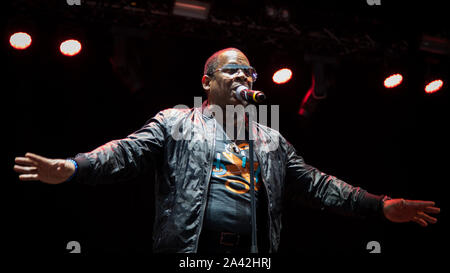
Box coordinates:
[194,117,216,252]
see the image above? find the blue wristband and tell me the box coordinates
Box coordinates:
[66,159,78,182]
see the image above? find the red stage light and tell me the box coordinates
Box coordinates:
[60,39,82,56]
[384,73,403,88]
[10,32,32,50]
[273,68,292,84]
[425,79,443,94]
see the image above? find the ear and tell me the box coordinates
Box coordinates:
[202,75,211,94]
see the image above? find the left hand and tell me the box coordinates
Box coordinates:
[383,199,440,227]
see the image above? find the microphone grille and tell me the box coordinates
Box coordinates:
[235,85,248,92]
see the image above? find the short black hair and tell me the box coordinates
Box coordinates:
[204,48,244,77]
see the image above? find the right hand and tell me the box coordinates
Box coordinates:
[13,153,76,184]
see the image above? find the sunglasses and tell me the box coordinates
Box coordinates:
[211,64,258,82]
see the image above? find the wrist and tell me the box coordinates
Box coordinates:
[381,195,392,218]
[65,159,78,182]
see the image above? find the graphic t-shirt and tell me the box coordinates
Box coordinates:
[203,126,261,234]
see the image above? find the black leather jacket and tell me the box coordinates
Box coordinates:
[73,103,384,253]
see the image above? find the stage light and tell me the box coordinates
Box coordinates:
[265,6,276,18]
[273,68,292,84]
[384,73,403,88]
[279,8,290,21]
[59,39,82,56]
[9,32,32,50]
[425,79,443,94]
[173,0,210,20]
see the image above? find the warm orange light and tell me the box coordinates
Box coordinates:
[384,73,403,88]
[10,32,32,50]
[60,39,82,56]
[425,79,443,94]
[273,68,292,84]
[175,2,207,10]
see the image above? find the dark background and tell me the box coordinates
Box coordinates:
[4,0,449,261]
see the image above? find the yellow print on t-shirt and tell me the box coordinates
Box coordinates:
[212,143,260,194]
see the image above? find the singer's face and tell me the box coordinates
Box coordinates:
[205,50,253,109]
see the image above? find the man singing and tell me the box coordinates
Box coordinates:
[13,48,440,253]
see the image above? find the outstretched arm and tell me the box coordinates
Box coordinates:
[285,143,441,225]
[13,110,168,185]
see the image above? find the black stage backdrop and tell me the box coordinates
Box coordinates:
[4,0,448,264]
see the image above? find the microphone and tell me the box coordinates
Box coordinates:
[234,85,266,103]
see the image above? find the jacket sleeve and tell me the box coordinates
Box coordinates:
[71,110,167,185]
[285,142,384,218]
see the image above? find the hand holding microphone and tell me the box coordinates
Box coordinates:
[234,85,266,103]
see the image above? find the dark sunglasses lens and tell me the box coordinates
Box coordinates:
[222,68,248,75]
[247,69,257,81]
[220,65,257,81]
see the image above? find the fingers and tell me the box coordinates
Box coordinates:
[14,153,45,182]
[13,165,38,174]
[417,211,437,224]
[405,200,435,208]
[18,174,39,181]
[404,199,440,227]
[25,153,48,164]
[411,211,438,227]
[405,199,440,216]
[424,206,440,214]
[14,153,47,166]
[15,156,38,166]
[412,216,428,227]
